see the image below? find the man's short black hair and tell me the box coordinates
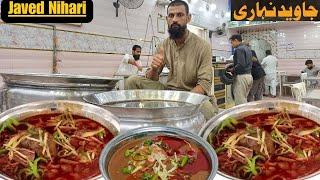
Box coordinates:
[229,34,242,42]
[132,45,141,51]
[167,0,189,14]
[266,50,272,55]
[305,59,313,65]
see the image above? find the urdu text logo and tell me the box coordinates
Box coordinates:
[231,0,319,21]
[1,0,93,23]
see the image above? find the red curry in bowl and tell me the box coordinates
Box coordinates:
[0,110,114,180]
[108,136,211,180]
[208,111,320,180]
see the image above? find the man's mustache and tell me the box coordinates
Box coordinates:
[170,23,181,28]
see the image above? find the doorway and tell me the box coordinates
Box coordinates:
[249,39,272,62]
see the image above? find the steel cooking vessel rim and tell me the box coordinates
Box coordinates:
[83,89,210,110]
[0,72,122,81]
[199,99,320,180]
[0,100,120,180]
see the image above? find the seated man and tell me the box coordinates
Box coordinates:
[115,45,143,89]
[125,0,218,120]
[302,59,320,77]
[116,45,143,76]
[302,59,320,87]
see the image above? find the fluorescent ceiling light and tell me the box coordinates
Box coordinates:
[188,24,204,30]
[199,6,205,12]
[225,12,231,18]
[210,3,216,11]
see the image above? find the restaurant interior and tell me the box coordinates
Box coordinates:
[0,0,320,179]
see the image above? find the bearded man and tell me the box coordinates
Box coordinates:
[125,0,217,120]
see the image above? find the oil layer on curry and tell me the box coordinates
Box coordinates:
[0,110,114,180]
[108,136,211,180]
[208,110,320,180]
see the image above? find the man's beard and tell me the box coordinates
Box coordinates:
[133,55,140,60]
[168,23,187,39]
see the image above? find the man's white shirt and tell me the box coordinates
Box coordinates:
[115,54,142,76]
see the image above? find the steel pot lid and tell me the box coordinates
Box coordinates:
[0,73,121,89]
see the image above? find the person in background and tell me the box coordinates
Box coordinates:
[115,45,143,76]
[301,59,320,87]
[302,59,320,77]
[229,34,253,105]
[244,42,266,102]
[261,50,278,98]
[125,0,218,120]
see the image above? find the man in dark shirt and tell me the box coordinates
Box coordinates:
[244,43,266,102]
[229,35,253,105]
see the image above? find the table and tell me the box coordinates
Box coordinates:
[302,89,320,101]
[304,77,320,80]
[303,77,320,89]
[302,89,320,107]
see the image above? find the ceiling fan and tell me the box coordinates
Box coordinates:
[113,0,144,17]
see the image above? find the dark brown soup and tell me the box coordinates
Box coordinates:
[0,110,114,180]
[208,111,320,180]
[108,136,211,180]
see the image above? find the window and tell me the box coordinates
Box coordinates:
[187,24,207,40]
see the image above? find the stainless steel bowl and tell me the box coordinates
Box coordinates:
[83,90,209,119]
[199,100,320,180]
[99,126,218,180]
[83,90,209,133]
[0,100,121,180]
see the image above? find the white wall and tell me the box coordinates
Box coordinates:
[54,0,167,42]
[0,0,167,76]
[277,23,320,74]
[0,0,231,77]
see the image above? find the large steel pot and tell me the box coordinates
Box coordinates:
[0,73,120,111]
[199,100,320,180]
[83,90,209,133]
[0,100,120,180]
[99,126,218,180]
